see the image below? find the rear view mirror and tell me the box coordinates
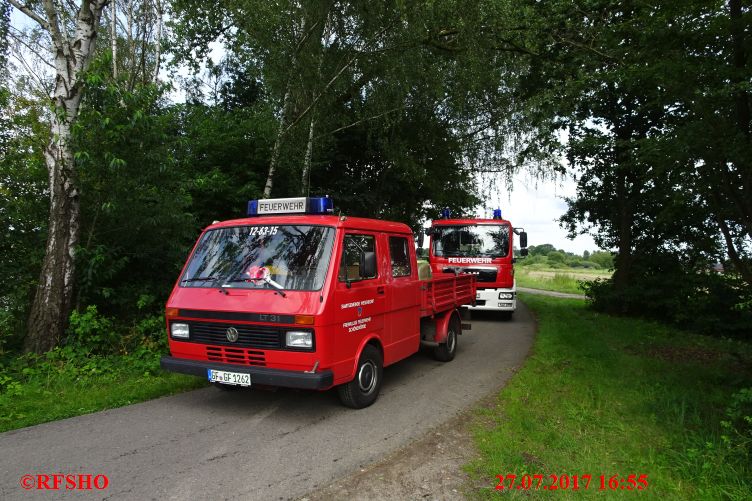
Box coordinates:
[520,248,529,257]
[360,251,377,278]
[417,231,424,249]
[519,231,528,249]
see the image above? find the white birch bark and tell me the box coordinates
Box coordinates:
[9,0,109,353]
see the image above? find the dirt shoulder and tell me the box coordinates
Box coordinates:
[299,403,481,501]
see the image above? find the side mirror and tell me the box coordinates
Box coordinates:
[417,231,424,249]
[424,227,434,236]
[519,231,528,249]
[360,251,377,278]
[520,248,529,257]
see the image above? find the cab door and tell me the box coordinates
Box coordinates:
[331,232,386,380]
[383,234,421,363]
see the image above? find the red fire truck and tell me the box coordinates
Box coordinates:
[160,197,476,408]
[426,208,527,319]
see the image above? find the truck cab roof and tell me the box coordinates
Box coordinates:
[207,215,413,235]
[431,217,511,226]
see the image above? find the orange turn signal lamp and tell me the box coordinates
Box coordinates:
[166,307,179,318]
[294,315,315,325]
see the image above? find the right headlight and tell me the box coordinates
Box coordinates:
[170,322,190,339]
[285,330,313,349]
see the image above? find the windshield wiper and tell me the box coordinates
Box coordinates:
[221,276,287,297]
[181,276,219,283]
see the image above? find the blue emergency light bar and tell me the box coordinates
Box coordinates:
[247,196,334,216]
[441,207,451,219]
[493,208,502,219]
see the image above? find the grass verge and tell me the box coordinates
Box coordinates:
[466,293,752,500]
[0,350,205,433]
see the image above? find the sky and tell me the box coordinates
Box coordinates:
[475,174,599,255]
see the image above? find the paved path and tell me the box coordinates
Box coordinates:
[518,286,587,299]
[0,306,535,501]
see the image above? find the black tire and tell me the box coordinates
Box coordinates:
[212,382,241,391]
[338,344,383,409]
[499,311,513,321]
[433,317,459,362]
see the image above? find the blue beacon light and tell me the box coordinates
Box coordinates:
[247,196,333,216]
[441,207,451,219]
[492,208,502,219]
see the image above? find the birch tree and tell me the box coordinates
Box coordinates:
[9,0,109,353]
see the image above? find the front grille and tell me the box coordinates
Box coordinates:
[184,321,282,349]
[206,346,266,366]
[473,269,498,282]
[444,267,498,283]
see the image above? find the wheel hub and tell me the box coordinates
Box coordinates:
[358,361,377,394]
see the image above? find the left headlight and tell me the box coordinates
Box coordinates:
[498,292,515,300]
[285,330,313,349]
[170,322,190,339]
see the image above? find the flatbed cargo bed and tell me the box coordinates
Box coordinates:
[419,273,476,317]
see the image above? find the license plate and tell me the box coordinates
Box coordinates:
[207,369,251,387]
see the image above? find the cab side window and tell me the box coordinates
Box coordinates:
[389,236,411,278]
[338,234,377,282]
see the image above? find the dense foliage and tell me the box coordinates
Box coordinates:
[1,0,750,359]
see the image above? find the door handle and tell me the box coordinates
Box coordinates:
[377,286,385,294]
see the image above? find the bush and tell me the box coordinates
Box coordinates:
[589,251,614,269]
[582,266,752,338]
[721,388,752,461]
[547,251,566,264]
[66,305,117,355]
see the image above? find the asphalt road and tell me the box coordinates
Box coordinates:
[0,305,535,501]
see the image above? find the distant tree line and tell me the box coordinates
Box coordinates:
[515,244,614,270]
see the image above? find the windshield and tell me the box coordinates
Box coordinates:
[432,224,510,258]
[181,225,335,291]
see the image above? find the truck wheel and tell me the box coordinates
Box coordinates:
[338,345,383,409]
[434,318,458,362]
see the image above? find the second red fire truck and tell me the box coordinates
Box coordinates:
[426,208,528,319]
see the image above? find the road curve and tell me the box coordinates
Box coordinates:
[0,305,535,501]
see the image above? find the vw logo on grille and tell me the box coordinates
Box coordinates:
[226,327,239,343]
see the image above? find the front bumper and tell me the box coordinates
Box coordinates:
[160,356,334,390]
[469,288,516,311]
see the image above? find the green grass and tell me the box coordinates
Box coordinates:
[0,352,205,433]
[466,293,752,500]
[514,269,595,294]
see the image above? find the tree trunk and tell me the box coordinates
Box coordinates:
[111,0,117,78]
[611,164,633,295]
[23,0,108,353]
[263,86,291,198]
[153,0,163,82]
[300,114,316,195]
[26,122,80,353]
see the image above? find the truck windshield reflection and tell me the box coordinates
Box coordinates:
[181,225,335,291]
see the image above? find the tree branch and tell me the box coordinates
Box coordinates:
[8,26,56,69]
[8,0,50,31]
[314,107,401,140]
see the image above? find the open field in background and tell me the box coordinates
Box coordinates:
[467,293,752,500]
[516,267,612,294]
